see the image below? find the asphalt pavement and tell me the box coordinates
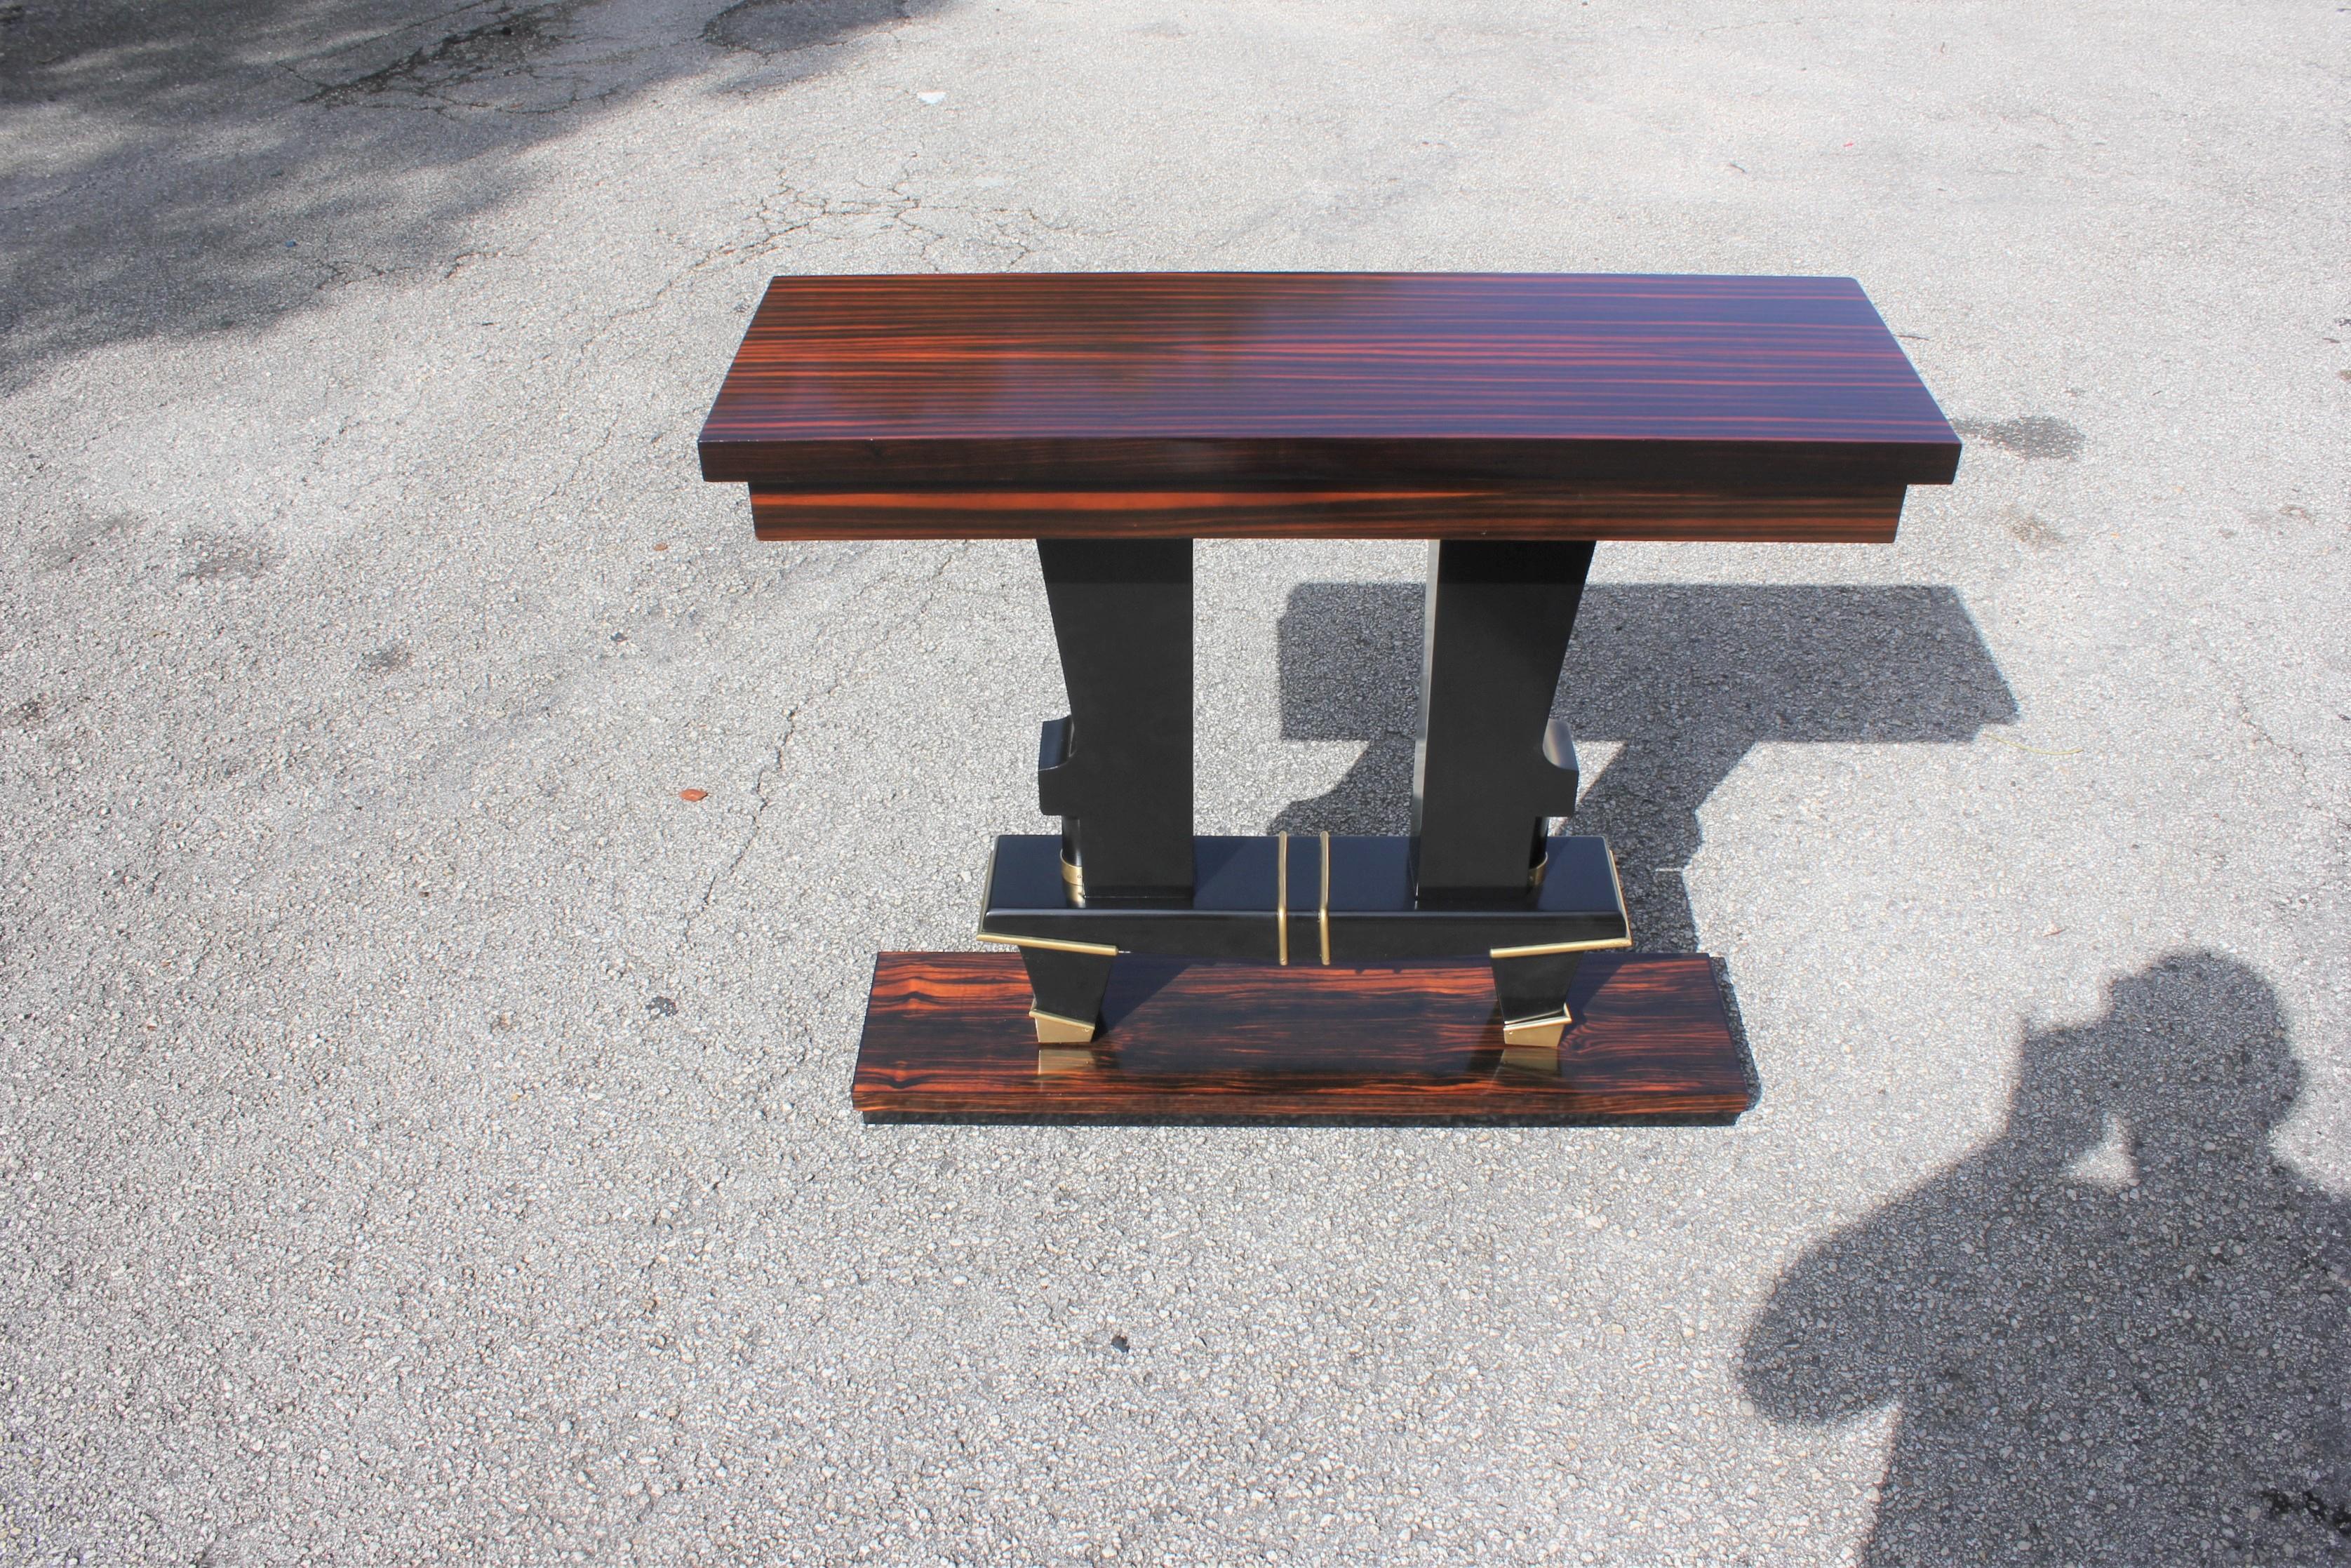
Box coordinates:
[1,0,2346,1562]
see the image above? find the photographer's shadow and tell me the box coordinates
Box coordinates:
[1741,953,2351,1564]
[1270,581,2019,951]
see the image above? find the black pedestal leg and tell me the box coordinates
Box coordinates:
[1412,540,1595,1042]
[1019,944,1117,1045]
[1034,539,1195,906]
[1412,540,1593,902]
[1023,539,1192,1047]
[1492,950,1585,1053]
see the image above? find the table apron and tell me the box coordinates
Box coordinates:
[744,486,1905,542]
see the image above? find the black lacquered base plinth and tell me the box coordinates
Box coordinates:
[979,831,1635,1050]
[852,951,1753,1124]
[979,832,1630,961]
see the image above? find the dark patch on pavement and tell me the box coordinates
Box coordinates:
[29,511,140,572]
[705,0,943,55]
[1954,415,2086,460]
[307,5,577,104]
[2000,507,2066,548]
[2262,1487,2351,1539]
[361,642,414,672]
[177,532,277,582]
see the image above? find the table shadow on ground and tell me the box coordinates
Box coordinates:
[1270,581,2021,956]
[1741,951,2351,1564]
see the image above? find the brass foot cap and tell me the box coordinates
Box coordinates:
[1500,1010,1571,1050]
[1030,1009,1097,1045]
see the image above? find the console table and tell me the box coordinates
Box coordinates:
[699,273,1957,1121]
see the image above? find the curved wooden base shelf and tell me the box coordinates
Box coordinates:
[852,951,1754,1125]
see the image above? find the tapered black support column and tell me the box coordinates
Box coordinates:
[1412,540,1595,906]
[1034,539,1194,905]
[1017,945,1116,1043]
[1492,950,1586,1050]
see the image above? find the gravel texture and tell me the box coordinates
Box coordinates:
[2,0,2347,1562]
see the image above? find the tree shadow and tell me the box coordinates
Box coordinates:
[1741,951,2351,1564]
[0,0,945,387]
[1271,581,2018,951]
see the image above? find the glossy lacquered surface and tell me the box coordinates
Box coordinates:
[980,834,1630,961]
[700,273,1959,503]
[1034,538,1193,901]
[1413,540,1593,900]
[852,952,1750,1122]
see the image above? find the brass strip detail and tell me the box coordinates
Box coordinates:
[974,928,1120,958]
[1275,831,1290,966]
[1487,935,1634,960]
[1318,832,1332,966]
[1528,850,1549,890]
[1605,844,1629,925]
[1059,855,1085,907]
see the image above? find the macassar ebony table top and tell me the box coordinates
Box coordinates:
[697,272,1958,542]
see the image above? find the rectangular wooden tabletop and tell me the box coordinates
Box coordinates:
[698,272,1960,542]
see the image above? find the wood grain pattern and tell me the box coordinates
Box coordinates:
[749,485,1903,542]
[700,273,1959,502]
[852,951,1753,1122]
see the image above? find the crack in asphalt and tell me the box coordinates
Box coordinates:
[680,540,972,949]
[300,0,629,119]
[721,175,1105,270]
[305,3,568,98]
